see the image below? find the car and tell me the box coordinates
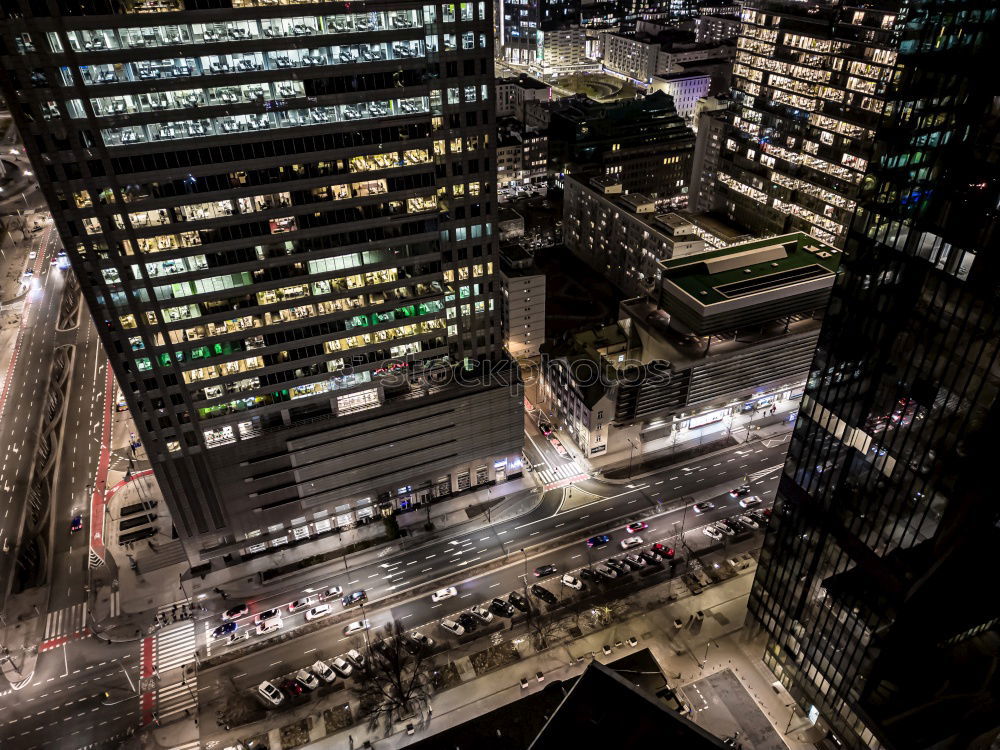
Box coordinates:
[254,608,281,625]
[530,584,557,604]
[703,526,724,541]
[288,596,317,613]
[221,604,249,621]
[470,605,494,623]
[715,521,736,536]
[748,509,769,524]
[305,604,332,621]
[651,543,675,559]
[28,251,37,259]
[345,649,367,669]
[490,597,516,617]
[624,554,646,569]
[625,521,648,533]
[587,535,611,548]
[342,619,370,636]
[729,484,751,497]
[281,678,304,697]
[256,618,283,635]
[322,585,344,600]
[533,564,557,577]
[294,669,319,691]
[539,422,553,436]
[578,568,599,583]
[639,550,660,565]
[606,558,630,575]
[212,621,238,640]
[508,591,530,612]
[227,631,251,646]
[330,656,354,677]
[620,536,643,550]
[431,586,458,602]
[406,632,435,653]
[70,515,84,533]
[560,574,583,590]
[737,514,759,529]
[440,618,465,636]
[50,257,58,266]
[595,564,617,579]
[723,518,746,534]
[311,660,337,683]
[692,502,715,514]
[739,495,763,509]
[341,590,367,608]
[258,680,284,706]
[456,613,479,631]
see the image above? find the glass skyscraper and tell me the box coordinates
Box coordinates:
[745,2,1000,749]
[0,0,522,570]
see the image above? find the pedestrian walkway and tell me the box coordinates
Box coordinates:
[535,458,588,488]
[156,678,199,721]
[42,602,87,640]
[155,621,196,672]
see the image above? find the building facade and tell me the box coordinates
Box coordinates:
[693,14,740,45]
[499,245,545,359]
[500,0,580,66]
[746,3,1000,749]
[495,74,551,122]
[496,117,549,199]
[0,0,523,570]
[688,95,727,212]
[533,26,598,76]
[649,71,711,121]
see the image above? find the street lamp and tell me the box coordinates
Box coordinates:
[626,437,638,478]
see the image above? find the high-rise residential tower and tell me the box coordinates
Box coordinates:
[0,0,523,570]
[746,2,1000,748]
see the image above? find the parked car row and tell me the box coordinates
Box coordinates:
[257,648,366,707]
[701,509,768,541]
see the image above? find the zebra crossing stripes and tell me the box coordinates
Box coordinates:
[536,460,586,485]
[155,621,196,672]
[156,679,199,720]
[43,602,87,640]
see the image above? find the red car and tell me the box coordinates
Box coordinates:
[651,543,675,559]
[281,678,304,696]
[625,522,648,534]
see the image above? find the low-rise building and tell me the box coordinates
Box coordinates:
[496,117,549,200]
[563,175,705,298]
[496,74,552,123]
[688,96,729,212]
[649,71,712,122]
[541,233,841,458]
[500,245,546,359]
[600,28,731,86]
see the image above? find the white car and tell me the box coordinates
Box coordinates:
[560,574,583,590]
[258,680,283,706]
[342,619,370,636]
[739,495,763,509]
[311,660,337,683]
[305,604,332,621]
[470,605,493,623]
[227,631,251,646]
[323,585,344,600]
[737,514,759,529]
[256,618,283,635]
[431,586,458,603]
[330,656,354,677]
[288,596,317,613]
[345,649,366,669]
[254,608,281,625]
[620,535,643,550]
[294,668,319,691]
[715,522,735,536]
[595,564,617,579]
[28,251,37,259]
[703,526,723,541]
[439,618,465,636]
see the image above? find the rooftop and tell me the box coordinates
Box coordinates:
[497,74,551,91]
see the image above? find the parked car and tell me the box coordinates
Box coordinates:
[737,514,759,529]
[330,656,354,677]
[469,605,494,624]
[305,604,332,621]
[212,621,238,640]
[256,618,283,635]
[345,649,367,669]
[281,678,304,697]
[738,495,763,509]
[560,574,583,590]
[729,484,751,497]
[651,543,675,559]
[639,550,659,565]
[221,604,248,621]
[703,526,724,541]
[620,536,643,550]
[227,631,251,647]
[508,591,530,612]
[311,660,337,683]
[693,502,715,514]
[587,535,611,548]
[406,632,435,653]
[294,669,319,691]
[342,620,370,636]
[533,564,557,577]
[715,521,736,536]
[748,509,769,524]
[722,518,746,534]
[254,608,280,625]
[530,584,557,604]
[440,618,465,636]
[456,613,479,632]
[431,586,458,603]
[539,422,553,436]
[624,554,646,569]
[322,585,344,600]
[606,559,630,576]
[341,590,367,608]
[490,597,516,617]
[594,564,617,579]
[288,596,317,613]
[578,568,599,583]
[625,522,648,533]
[258,680,284,706]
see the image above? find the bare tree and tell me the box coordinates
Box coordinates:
[587,600,629,630]
[351,620,434,735]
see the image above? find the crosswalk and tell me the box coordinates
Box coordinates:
[165,741,201,750]
[43,602,87,640]
[155,621,196,672]
[536,460,587,486]
[156,678,199,721]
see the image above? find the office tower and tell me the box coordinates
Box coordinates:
[718,1,904,245]
[0,0,523,570]
[747,3,1000,749]
[688,96,727,212]
[499,0,580,66]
